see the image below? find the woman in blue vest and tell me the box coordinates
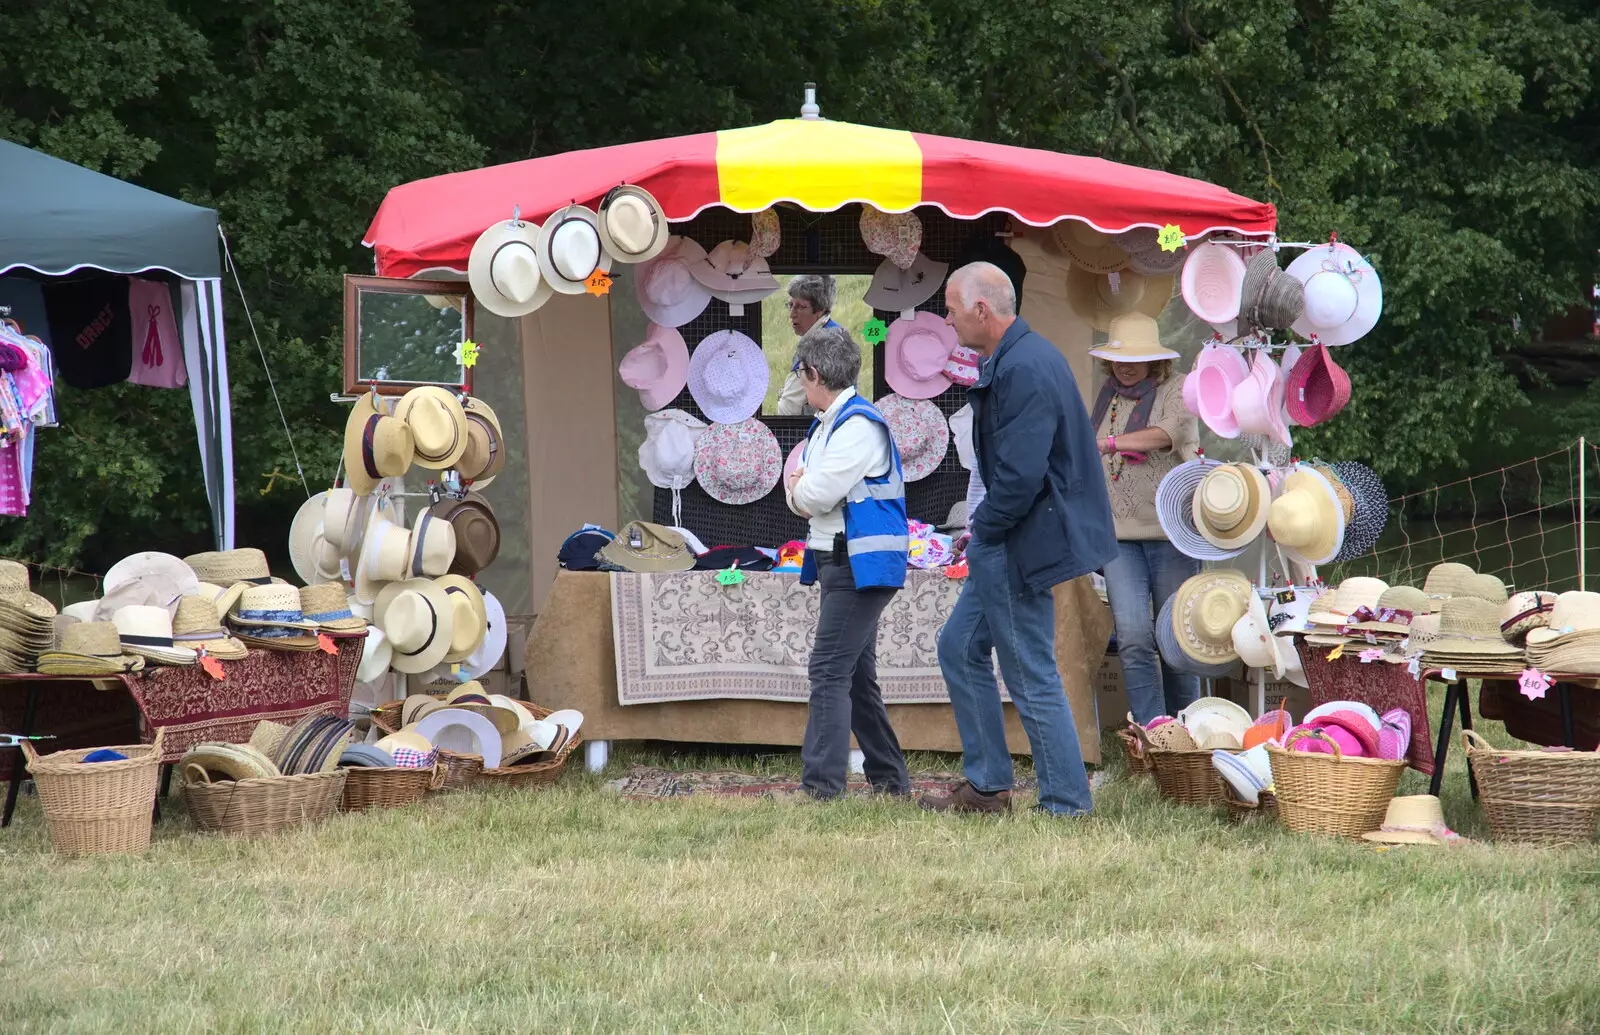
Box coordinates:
[784,323,911,799]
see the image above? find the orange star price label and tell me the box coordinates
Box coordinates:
[317,633,338,655]
[584,270,613,296]
[199,654,226,680]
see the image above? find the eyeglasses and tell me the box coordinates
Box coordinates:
[786,301,815,314]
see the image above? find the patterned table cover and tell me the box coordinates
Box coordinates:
[1296,640,1434,775]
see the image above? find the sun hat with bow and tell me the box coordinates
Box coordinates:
[535,204,604,294]
[1066,268,1174,331]
[1053,221,1128,273]
[693,241,780,311]
[405,509,457,579]
[687,330,768,424]
[639,409,707,491]
[458,397,504,489]
[860,207,923,270]
[374,576,455,673]
[1361,795,1463,847]
[634,237,713,328]
[1238,248,1306,336]
[1343,585,1430,635]
[1330,461,1389,562]
[394,387,468,470]
[343,392,415,495]
[1286,241,1383,347]
[429,491,500,577]
[1089,312,1181,363]
[468,216,553,318]
[1180,241,1248,329]
[597,184,668,265]
[1187,344,1250,438]
[1283,345,1351,426]
[877,394,950,482]
[863,253,948,313]
[1267,465,1346,566]
[619,324,690,412]
[1157,459,1246,561]
[884,311,956,400]
[1192,463,1270,552]
[694,418,782,505]
[1231,351,1290,445]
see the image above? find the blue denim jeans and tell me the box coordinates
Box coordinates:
[1104,539,1201,725]
[936,536,1092,815]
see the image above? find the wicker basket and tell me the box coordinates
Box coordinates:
[1223,783,1278,825]
[1118,717,1154,775]
[371,695,581,791]
[340,763,445,812]
[1268,730,1406,839]
[1134,725,1233,807]
[182,766,346,836]
[1462,730,1600,845]
[22,728,164,857]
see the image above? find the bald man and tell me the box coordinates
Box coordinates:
[920,261,1117,818]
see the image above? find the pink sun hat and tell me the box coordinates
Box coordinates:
[1180,241,1248,328]
[634,237,713,328]
[877,394,950,482]
[1190,345,1249,438]
[1231,352,1290,446]
[618,324,690,411]
[942,345,981,387]
[686,330,769,425]
[884,311,956,400]
[784,439,806,481]
[1283,344,1351,426]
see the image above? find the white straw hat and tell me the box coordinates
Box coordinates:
[468,217,553,318]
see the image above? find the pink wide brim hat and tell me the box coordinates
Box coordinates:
[618,324,690,411]
[1191,345,1249,438]
[693,418,782,505]
[884,311,957,400]
[1180,241,1248,327]
[1378,708,1413,762]
[1283,344,1352,426]
[686,329,769,425]
[784,440,806,481]
[1231,352,1290,446]
[877,394,950,482]
[634,237,713,328]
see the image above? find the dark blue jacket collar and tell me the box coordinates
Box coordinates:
[973,317,1031,389]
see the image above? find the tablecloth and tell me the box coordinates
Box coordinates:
[1296,644,1435,775]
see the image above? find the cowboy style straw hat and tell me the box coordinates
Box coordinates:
[429,491,501,577]
[619,324,691,412]
[1192,463,1270,552]
[458,397,505,489]
[596,184,668,265]
[536,204,605,294]
[405,509,457,579]
[183,548,274,589]
[171,596,249,660]
[35,621,146,676]
[468,216,553,318]
[1268,465,1346,566]
[1180,241,1248,329]
[1089,312,1181,363]
[863,253,947,313]
[343,392,415,495]
[375,577,455,673]
[640,409,707,491]
[394,386,469,471]
[687,330,768,425]
[1066,268,1174,332]
[1287,241,1383,347]
[1238,248,1305,336]
[877,394,949,483]
[113,604,197,666]
[694,418,782,505]
[884,311,956,400]
[634,237,713,328]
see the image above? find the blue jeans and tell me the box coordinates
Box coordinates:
[1104,539,1201,725]
[936,536,1092,815]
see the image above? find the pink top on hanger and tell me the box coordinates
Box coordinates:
[126,278,187,389]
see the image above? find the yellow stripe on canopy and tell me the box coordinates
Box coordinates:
[715,120,922,213]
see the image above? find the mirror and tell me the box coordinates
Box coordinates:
[343,275,475,395]
[762,273,876,415]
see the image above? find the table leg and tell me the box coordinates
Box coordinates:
[3,684,42,828]
[1558,683,1576,749]
[585,739,610,774]
[1429,681,1460,798]
[1459,685,1478,801]
[160,763,174,798]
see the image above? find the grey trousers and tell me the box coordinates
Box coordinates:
[801,559,910,798]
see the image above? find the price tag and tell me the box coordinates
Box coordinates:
[1326,643,1345,661]
[199,653,226,680]
[715,568,745,586]
[1156,223,1186,252]
[1406,655,1422,679]
[1358,648,1384,664]
[862,318,888,345]
[1441,668,1457,682]
[339,558,352,583]
[1519,668,1551,701]
[1363,631,1378,644]
[317,633,338,655]
[584,270,613,296]
[454,339,482,368]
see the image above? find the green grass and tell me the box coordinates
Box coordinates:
[3,698,1599,1033]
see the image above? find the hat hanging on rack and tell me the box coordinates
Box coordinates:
[1238,248,1305,336]
[1286,240,1383,346]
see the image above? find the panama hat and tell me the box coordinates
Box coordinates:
[394,387,468,470]
[1066,267,1174,331]
[297,583,367,633]
[883,311,956,400]
[429,491,500,577]
[860,206,924,270]
[354,513,411,606]
[1191,463,1270,551]
[1268,465,1346,566]
[35,621,146,676]
[1178,696,1252,749]
[1170,569,1253,667]
[1053,221,1128,274]
[619,324,691,412]
[1523,591,1600,648]
[435,682,519,735]
[1156,459,1248,561]
[355,622,392,683]
[1189,344,1250,438]
[181,742,280,783]
[1283,345,1351,426]
[323,486,392,557]
[170,596,249,660]
[499,727,556,766]
[455,591,507,681]
[343,393,415,495]
[639,409,707,491]
[692,240,780,310]
[228,584,320,649]
[863,253,948,313]
[694,418,781,505]
[535,204,604,294]
[405,510,457,579]
[401,693,449,726]
[1361,796,1462,846]
[1181,242,1248,328]
[375,577,455,673]
[1089,312,1181,362]
[1231,352,1290,445]
[877,394,949,482]
[288,491,332,586]
[633,237,713,328]
[113,604,197,665]
[598,521,696,573]
[436,575,487,664]
[458,398,505,488]
[468,216,554,318]
[1501,590,1558,642]
[687,330,768,424]
[597,184,668,264]
[1156,595,1239,679]
[1286,241,1383,347]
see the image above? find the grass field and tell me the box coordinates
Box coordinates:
[4,701,1599,1033]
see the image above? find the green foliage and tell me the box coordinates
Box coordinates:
[2,0,1598,567]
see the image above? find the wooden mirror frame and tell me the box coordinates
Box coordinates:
[342,274,475,396]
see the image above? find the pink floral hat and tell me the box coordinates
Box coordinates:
[942,346,981,387]
[877,394,950,482]
[750,209,781,258]
[693,418,782,505]
[860,206,923,270]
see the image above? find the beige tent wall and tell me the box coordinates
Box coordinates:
[520,292,621,612]
[467,310,534,616]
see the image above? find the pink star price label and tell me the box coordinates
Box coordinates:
[1519,668,1551,701]
[1357,648,1384,664]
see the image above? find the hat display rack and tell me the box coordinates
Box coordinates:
[1158,231,1386,716]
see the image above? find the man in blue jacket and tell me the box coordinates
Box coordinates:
[921,261,1118,816]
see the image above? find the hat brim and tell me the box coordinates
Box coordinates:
[622,330,691,413]
[1156,460,1249,562]
[288,492,331,587]
[459,592,508,681]
[1271,467,1346,566]
[686,331,768,425]
[596,186,669,264]
[878,395,950,482]
[397,387,470,470]
[469,219,554,318]
[1180,242,1247,326]
[375,578,456,674]
[862,254,948,312]
[35,652,145,675]
[1172,570,1253,665]
[410,709,504,767]
[1193,464,1270,551]
[692,419,782,505]
[1287,243,1382,347]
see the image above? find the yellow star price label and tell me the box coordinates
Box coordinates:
[455,339,482,368]
[1156,224,1186,252]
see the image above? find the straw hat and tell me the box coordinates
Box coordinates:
[180,742,280,783]
[288,491,333,586]
[228,584,315,629]
[248,720,292,759]
[1330,461,1389,562]
[597,185,668,264]
[1457,572,1508,605]
[401,694,448,726]
[1424,596,1520,656]
[1180,241,1248,329]
[1267,466,1346,566]
[406,509,457,579]
[1053,221,1128,274]
[1345,585,1430,635]
[374,732,437,769]
[453,590,507,681]
[1066,267,1173,331]
[1283,345,1351,426]
[1156,460,1248,562]
[1191,463,1269,551]
[1501,590,1558,643]
[1238,248,1305,336]
[429,491,500,577]
[1088,312,1181,363]
[687,330,768,425]
[113,604,197,666]
[1361,796,1461,847]
[394,387,469,470]
[1423,562,1476,600]
[34,621,146,676]
[0,559,28,593]
[1115,226,1188,276]
[274,714,356,776]
[1178,697,1252,750]
[468,215,553,318]
[171,596,249,660]
[183,548,274,589]
[343,392,415,495]
[1286,241,1383,347]
[437,679,519,734]
[374,577,455,673]
[1309,577,1390,629]
[436,574,487,664]
[298,583,368,633]
[619,324,691,413]
[536,204,604,294]
[1524,591,1600,649]
[1170,569,1253,666]
[633,237,713,328]
[459,398,506,488]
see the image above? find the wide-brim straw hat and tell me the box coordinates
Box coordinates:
[536,204,605,295]
[1116,226,1188,276]
[394,386,469,470]
[459,397,506,488]
[1156,595,1238,678]
[374,577,455,674]
[298,582,369,633]
[171,596,249,660]
[1089,312,1181,363]
[1157,460,1246,562]
[1066,267,1173,332]
[436,574,487,664]
[34,620,146,675]
[1192,462,1270,551]
[1286,241,1383,347]
[1345,585,1430,634]
[1238,248,1305,336]
[1524,591,1600,648]
[1361,796,1459,846]
[1423,562,1476,600]
[1171,569,1253,666]
[1426,596,1521,655]
[1267,466,1346,566]
[1310,576,1390,629]
[1053,221,1129,274]
[181,742,280,783]
[274,714,356,776]
[468,215,554,318]
[343,393,415,495]
[597,184,669,264]
[1502,590,1558,642]
[229,584,316,629]
[184,548,273,587]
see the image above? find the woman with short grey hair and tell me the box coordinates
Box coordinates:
[776,275,842,415]
[784,322,910,800]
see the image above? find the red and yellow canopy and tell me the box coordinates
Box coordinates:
[364,118,1276,278]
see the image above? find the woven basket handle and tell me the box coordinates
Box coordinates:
[428,762,447,791]
[1284,726,1343,761]
[183,762,215,786]
[1131,723,1157,753]
[1461,729,1494,754]
[18,737,39,765]
[150,726,165,755]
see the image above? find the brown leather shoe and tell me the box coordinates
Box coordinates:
[918,780,1013,813]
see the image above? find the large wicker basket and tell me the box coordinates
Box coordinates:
[371,696,582,790]
[182,767,346,836]
[1462,730,1600,845]
[1134,725,1233,807]
[1268,730,1406,839]
[340,763,445,812]
[22,728,164,857]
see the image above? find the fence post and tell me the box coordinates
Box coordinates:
[1581,436,1587,592]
